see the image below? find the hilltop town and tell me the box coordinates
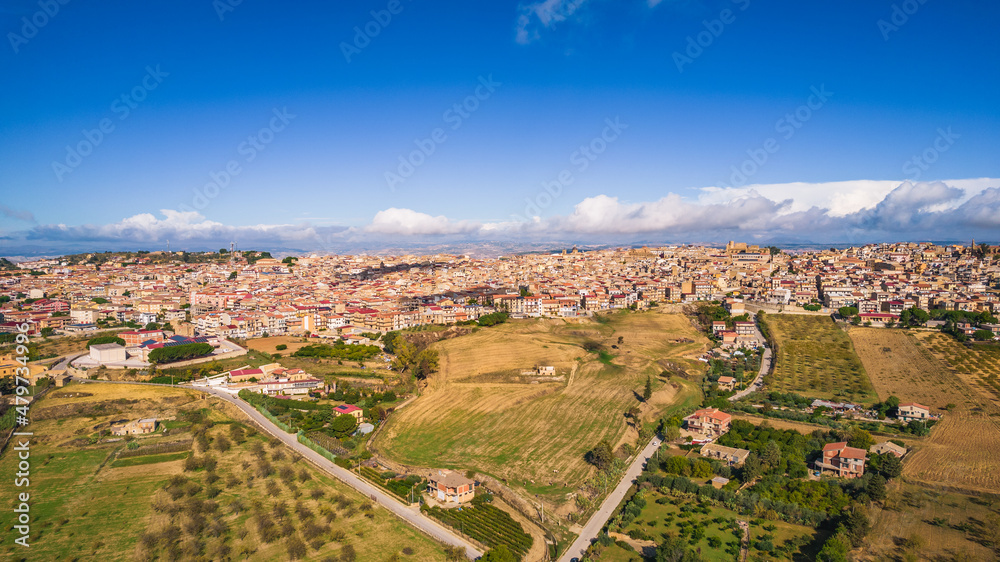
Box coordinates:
[3,241,998,343]
[2,242,1000,562]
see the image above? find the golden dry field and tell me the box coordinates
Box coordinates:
[861,481,999,562]
[914,331,1000,406]
[372,311,709,508]
[849,328,1000,494]
[246,335,313,355]
[728,413,826,435]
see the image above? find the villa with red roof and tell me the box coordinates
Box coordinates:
[334,404,363,422]
[683,407,732,437]
[815,442,866,478]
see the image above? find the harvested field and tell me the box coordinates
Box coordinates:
[729,413,825,435]
[373,311,710,509]
[762,314,874,402]
[849,328,1000,495]
[849,328,964,409]
[915,331,1000,406]
[861,481,999,562]
[246,335,312,355]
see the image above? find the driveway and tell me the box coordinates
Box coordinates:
[558,437,662,562]
[729,321,770,402]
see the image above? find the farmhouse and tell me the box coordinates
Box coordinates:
[683,408,732,437]
[716,376,736,391]
[334,404,364,421]
[897,402,930,422]
[427,469,475,504]
[815,442,866,479]
[870,441,906,458]
[700,443,750,466]
[111,417,157,436]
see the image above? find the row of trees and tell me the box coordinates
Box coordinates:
[292,342,381,362]
[149,343,214,364]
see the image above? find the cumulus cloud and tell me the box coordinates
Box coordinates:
[850,181,964,230]
[5,179,999,254]
[543,193,790,234]
[365,208,481,236]
[508,179,1000,240]
[697,178,1000,218]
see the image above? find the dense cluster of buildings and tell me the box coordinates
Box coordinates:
[1,242,997,344]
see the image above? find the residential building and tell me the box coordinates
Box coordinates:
[815,442,866,478]
[683,408,732,437]
[428,469,475,504]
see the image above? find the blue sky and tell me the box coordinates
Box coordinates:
[1,0,999,254]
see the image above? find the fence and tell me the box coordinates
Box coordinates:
[297,431,337,462]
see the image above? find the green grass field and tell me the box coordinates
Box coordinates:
[0,382,450,561]
[762,314,875,402]
[618,492,820,562]
[375,311,710,511]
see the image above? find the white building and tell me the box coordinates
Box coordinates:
[89,343,127,363]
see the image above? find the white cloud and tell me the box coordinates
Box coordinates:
[21,210,344,247]
[515,0,588,44]
[696,178,1000,217]
[365,208,481,236]
[8,179,1000,253]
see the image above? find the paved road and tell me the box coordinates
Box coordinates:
[50,352,86,371]
[559,437,662,562]
[70,378,483,560]
[729,320,770,402]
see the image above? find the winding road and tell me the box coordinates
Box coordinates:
[70,378,483,560]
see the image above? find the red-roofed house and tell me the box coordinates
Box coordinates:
[815,442,866,478]
[684,408,732,437]
[229,368,264,382]
[334,404,363,422]
[121,329,165,347]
